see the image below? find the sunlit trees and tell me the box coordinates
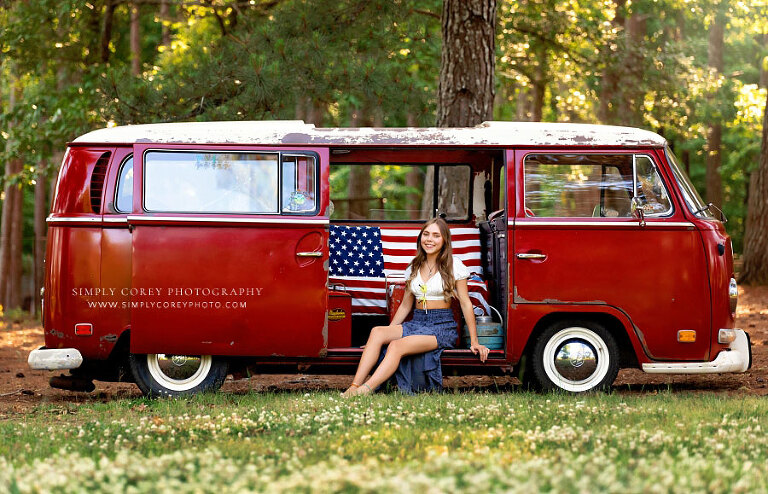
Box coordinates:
[1,0,768,313]
[740,88,768,284]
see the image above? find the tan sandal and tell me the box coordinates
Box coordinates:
[341,382,361,397]
[357,383,373,395]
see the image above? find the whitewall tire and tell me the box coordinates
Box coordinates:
[130,353,227,397]
[527,321,619,393]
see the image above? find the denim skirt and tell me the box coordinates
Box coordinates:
[401,308,458,350]
[379,308,457,394]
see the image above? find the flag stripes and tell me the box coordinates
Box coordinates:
[329,225,488,315]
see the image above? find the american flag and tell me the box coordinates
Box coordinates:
[329,225,489,315]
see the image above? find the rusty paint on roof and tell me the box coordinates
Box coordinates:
[73,121,666,147]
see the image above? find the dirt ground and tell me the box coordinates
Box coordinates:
[1,285,766,415]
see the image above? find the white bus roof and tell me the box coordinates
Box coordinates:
[73,120,666,147]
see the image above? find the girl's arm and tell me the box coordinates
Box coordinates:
[390,289,414,325]
[455,279,490,362]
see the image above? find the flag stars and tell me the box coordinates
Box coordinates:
[328,225,384,278]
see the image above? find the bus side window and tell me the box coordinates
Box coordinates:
[282,155,317,213]
[115,156,134,213]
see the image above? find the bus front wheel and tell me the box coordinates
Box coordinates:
[526,320,619,393]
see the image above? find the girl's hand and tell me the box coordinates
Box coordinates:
[470,343,490,363]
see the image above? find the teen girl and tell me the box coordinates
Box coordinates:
[342,218,490,396]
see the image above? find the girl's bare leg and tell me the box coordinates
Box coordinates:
[356,335,438,395]
[342,325,403,396]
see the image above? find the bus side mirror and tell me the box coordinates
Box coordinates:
[630,197,646,228]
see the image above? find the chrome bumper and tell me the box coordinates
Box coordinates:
[642,330,751,374]
[28,347,83,370]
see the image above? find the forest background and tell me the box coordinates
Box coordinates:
[0,0,767,314]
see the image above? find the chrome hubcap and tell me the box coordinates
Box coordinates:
[542,326,611,392]
[157,354,203,381]
[554,340,598,381]
[145,354,214,392]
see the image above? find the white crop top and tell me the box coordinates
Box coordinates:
[404,256,471,300]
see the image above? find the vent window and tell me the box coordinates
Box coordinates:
[89,152,110,213]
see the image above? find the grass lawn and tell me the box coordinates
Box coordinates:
[1,392,767,493]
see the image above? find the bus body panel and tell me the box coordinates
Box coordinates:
[36,122,747,392]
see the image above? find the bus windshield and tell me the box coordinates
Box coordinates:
[665,146,715,219]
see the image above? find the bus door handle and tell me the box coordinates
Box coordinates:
[516,252,546,260]
[296,252,323,257]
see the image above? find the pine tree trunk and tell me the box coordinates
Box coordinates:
[739,90,768,285]
[406,168,422,220]
[0,161,20,308]
[406,100,423,216]
[759,33,768,89]
[682,149,691,175]
[130,3,141,76]
[436,0,496,127]
[530,44,546,122]
[706,13,725,208]
[101,0,116,63]
[0,78,24,311]
[598,0,626,124]
[347,166,371,219]
[516,88,529,121]
[295,96,307,121]
[160,0,171,47]
[347,108,372,219]
[8,169,23,310]
[620,12,647,126]
[33,163,48,316]
[306,100,325,126]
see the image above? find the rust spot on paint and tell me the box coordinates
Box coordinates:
[633,324,648,347]
[49,328,65,339]
[513,286,605,305]
[281,133,312,144]
[322,314,329,347]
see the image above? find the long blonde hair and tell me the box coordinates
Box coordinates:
[405,218,455,301]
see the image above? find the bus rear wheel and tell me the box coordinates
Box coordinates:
[526,320,619,393]
[129,353,227,397]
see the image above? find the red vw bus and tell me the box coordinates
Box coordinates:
[28,121,751,396]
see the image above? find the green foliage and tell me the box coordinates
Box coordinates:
[330,164,427,219]
[102,0,442,126]
[0,0,766,253]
